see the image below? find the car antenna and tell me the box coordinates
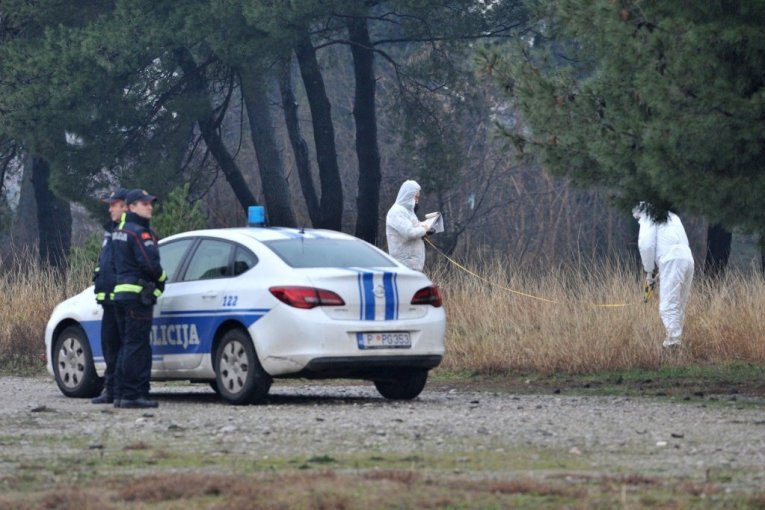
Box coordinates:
[299,226,305,234]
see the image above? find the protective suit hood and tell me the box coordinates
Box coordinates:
[632,202,647,220]
[394,180,421,211]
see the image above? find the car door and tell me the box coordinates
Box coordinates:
[157,238,236,370]
[150,238,196,371]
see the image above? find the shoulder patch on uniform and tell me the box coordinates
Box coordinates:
[141,232,152,240]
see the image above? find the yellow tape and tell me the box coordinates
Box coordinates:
[643,281,655,302]
[424,237,634,308]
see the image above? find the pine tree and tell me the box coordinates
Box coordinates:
[492,0,765,235]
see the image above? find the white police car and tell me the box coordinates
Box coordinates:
[45,226,446,404]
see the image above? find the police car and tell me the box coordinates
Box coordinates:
[45,226,446,404]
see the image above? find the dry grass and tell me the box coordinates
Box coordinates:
[430,255,765,375]
[8,469,744,510]
[1,250,764,375]
[0,251,91,371]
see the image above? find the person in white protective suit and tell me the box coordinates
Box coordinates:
[386,180,433,271]
[633,203,695,348]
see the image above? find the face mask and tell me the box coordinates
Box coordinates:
[413,203,420,214]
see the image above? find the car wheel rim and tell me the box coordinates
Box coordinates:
[57,337,85,389]
[219,340,249,394]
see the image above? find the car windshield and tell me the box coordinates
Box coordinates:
[264,238,396,268]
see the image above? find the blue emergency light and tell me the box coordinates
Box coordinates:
[248,205,266,227]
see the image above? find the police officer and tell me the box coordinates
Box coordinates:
[112,189,166,409]
[91,188,129,404]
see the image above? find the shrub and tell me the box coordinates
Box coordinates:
[67,231,103,281]
[152,183,205,239]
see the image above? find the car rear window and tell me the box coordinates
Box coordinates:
[264,238,396,268]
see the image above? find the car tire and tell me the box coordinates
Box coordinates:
[214,328,271,405]
[52,325,103,398]
[374,369,428,400]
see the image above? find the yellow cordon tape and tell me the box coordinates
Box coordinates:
[643,282,655,303]
[424,237,633,308]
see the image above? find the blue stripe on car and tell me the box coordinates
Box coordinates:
[362,272,375,320]
[160,308,269,316]
[383,272,395,320]
[80,309,268,359]
[357,272,364,320]
[393,272,400,319]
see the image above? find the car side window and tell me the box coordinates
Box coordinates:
[183,239,235,281]
[233,247,258,276]
[158,239,195,283]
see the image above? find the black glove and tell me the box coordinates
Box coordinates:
[138,279,157,306]
[426,228,436,235]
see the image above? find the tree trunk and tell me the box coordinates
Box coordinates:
[704,223,732,278]
[30,155,71,271]
[238,64,296,227]
[174,48,258,214]
[278,56,321,227]
[294,31,343,231]
[12,153,39,252]
[348,17,382,244]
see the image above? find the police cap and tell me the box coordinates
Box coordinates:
[102,188,129,203]
[126,189,158,205]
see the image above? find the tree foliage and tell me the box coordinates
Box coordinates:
[491,0,765,232]
[152,183,206,239]
[1,0,532,249]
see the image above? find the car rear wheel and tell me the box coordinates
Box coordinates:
[374,369,428,400]
[53,325,103,398]
[214,329,271,405]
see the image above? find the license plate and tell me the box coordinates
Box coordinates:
[356,332,411,349]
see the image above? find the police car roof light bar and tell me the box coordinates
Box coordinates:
[248,205,266,227]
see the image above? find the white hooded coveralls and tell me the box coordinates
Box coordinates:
[635,210,695,346]
[386,180,427,271]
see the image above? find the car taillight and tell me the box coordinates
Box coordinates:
[411,286,442,307]
[269,286,345,309]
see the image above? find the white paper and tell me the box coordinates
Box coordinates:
[423,211,444,233]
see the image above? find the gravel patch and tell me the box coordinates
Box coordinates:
[1,376,764,490]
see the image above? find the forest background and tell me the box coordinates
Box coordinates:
[1,0,763,276]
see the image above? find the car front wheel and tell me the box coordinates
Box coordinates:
[374,369,428,400]
[53,325,103,398]
[214,329,271,405]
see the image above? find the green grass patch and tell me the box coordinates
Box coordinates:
[432,362,765,402]
[2,459,763,509]
[2,435,764,509]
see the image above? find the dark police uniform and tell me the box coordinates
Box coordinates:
[91,189,129,404]
[112,190,166,408]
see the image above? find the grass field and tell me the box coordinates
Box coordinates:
[430,257,765,375]
[4,454,764,510]
[2,254,764,376]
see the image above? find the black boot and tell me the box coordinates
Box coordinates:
[91,392,114,404]
[119,397,158,409]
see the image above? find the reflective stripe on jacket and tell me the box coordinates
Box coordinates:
[112,212,166,300]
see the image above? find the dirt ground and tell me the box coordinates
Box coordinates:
[1,375,764,508]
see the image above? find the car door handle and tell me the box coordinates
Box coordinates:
[201,291,219,300]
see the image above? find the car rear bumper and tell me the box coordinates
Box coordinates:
[285,354,443,380]
[253,304,446,376]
